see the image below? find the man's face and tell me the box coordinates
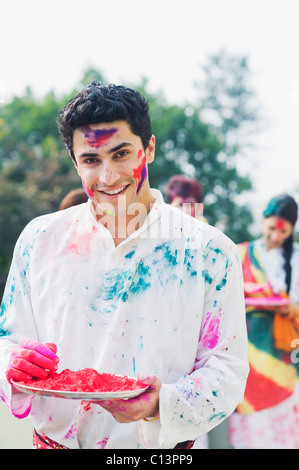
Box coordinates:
[72,120,155,218]
[262,215,293,250]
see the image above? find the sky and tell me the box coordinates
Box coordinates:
[1,0,299,233]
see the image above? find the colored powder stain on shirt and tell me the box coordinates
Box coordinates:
[96,436,109,449]
[208,411,226,423]
[154,242,178,268]
[183,249,197,277]
[82,126,118,148]
[0,304,10,337]
[19,368,147,392]
[202,270,213,284]
[201,311,221,349]
[124,249,136,259]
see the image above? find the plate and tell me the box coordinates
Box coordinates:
[245,296,291,307]
[12,380,149,401]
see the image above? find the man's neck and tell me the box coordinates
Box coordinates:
[96,197,155,247]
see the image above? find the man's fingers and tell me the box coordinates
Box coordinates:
[19,338,59,362]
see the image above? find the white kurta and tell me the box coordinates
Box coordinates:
[0,189,248,449]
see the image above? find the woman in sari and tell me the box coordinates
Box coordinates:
[228,194,299,448]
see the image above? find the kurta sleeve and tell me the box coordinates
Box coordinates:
[139,230,249,448]
[0,223,39,418]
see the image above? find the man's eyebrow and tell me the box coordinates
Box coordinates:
[108,142,133,153]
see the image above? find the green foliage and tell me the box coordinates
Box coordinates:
[0,54,259,297]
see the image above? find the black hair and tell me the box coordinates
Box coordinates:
[57,81,152,160]
[263,194,298,294]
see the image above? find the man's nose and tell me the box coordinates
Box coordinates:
[98,163,120,186]
[271,230,281,243]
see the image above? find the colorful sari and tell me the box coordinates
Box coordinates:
[237,241,299,414]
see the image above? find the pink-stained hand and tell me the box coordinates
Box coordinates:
[244,281,274,297]
[92,374,162,423]
[6,338,59,384]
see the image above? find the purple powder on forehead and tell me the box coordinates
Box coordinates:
[82,126,118,148]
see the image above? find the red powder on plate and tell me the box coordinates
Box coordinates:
[18,368,147,393]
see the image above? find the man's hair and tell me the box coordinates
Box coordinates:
[57,81,152,160]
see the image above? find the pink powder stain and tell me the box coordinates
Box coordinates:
[82,126,118,148]
[137,148,143,159]
[276,218,286,230]
[64,423,77,440]
[201,311,222,349]
[133,156,147,193]
[82,179,94,198]
[65,224,98,256]
[96,436,109,449]
[81,401,91,412]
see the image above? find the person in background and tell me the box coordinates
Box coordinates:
[228,194,299,449]
[59,188,88,210]
[0,81,248,449]
[165,175,207,222]
[165,175,209,449]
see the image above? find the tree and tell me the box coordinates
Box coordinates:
[190,49,260,239]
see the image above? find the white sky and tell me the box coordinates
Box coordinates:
[1,0,299,232]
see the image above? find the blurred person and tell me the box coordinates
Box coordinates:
[0,81,248,449]
[59,188,88,210]
[228,194,299,449]
[165,174,209,449]
[165,174,207,222]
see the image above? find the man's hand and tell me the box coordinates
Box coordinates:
[92,374,162,423]
[6,338,59,383]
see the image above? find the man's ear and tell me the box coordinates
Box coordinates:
[71,152,81,176]
[146,135,155,164]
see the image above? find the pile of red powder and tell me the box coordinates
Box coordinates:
[18,368,147,393]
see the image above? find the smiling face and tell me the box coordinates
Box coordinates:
[262,215,293,250]
[72,120,155,219]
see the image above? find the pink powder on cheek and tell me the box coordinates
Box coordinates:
[133,156,147,193]
[82,179,94,198]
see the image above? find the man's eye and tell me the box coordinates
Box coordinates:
[115,150,129,159]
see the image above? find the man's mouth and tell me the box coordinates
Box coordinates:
[99,184,129,196]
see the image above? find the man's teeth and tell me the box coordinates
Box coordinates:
[102,186,126,195]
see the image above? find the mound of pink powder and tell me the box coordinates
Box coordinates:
[18,368,147,393]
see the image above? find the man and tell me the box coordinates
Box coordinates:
[0,82,248,449]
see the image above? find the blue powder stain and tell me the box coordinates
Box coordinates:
[208,412,226,423]
[100,258,151,303]
[202,270,213,284]
[132,357,136,375]
[0,303,10,337]
[211,248,224,256]
[125,249,136,259]
[183,249,197,277]
[216,259,230,291]
[154,243,178,267]
[216,277,227,291]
